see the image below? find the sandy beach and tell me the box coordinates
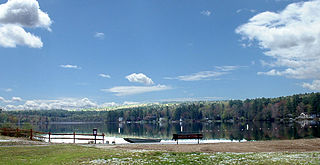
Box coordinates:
[113,138,320,153]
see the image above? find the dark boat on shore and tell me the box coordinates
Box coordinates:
[123,138,161,143]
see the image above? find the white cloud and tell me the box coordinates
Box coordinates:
[200,10,211,16]
[60,64,81,69]
[11,97,22,102]
[215,65,244,72]
[236,9,256,13]
[99,73,111,78]
[165,65,244,81]
[302,80,320,91]
[2,88,12,92]
[94,32,104,39]
[0,96,6,102]
[99,102,118,107]
[102,85,171,96]
[236,0,320,81]
[125,73,154,85]
[160,96,223,102]
[0,25,43,48]
[0,0,52,29]
[257,69,282,76]
[123,101,140,105]
[0,0,52,48]
[3,98,98,110]
[2,97,143,110]
[166,71,226,81]
[0,96,22,103]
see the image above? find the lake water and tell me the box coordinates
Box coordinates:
[26,120,320,144]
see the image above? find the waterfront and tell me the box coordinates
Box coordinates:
[23,120,320,142]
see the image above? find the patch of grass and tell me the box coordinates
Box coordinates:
[0,144,320,165]
[0,145,112,165]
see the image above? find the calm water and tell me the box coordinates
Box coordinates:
[28,120,320,141]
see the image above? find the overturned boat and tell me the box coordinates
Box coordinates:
[123,138,161,143]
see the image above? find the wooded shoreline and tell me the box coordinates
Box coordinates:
[1,92,320,124]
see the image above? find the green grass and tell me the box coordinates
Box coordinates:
[0,144,319,165]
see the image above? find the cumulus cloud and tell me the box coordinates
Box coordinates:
[11,97,22,102]
[2,98,148,110]
[0,96,22,103]
[0,25,43,48]
[99,102,117,107]
[60,64,81,69]
[3,98,98,110]
[200,10,211,16]
[94,32,104,39]
[0,96,6,102]
[125,73,154,85]
[160,96,223,102]
[0,0,52,48]
[123,101,140,105]
[0,0,52,29]
[99,73,111,78]
[302,80,320,91]
[236,0,320,89]
[102,85,171,96]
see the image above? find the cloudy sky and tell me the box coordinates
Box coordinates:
[1,0,319,110]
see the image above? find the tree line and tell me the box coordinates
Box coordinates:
[1,92,320,124]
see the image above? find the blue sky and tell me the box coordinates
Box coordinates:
[1,0,319,110]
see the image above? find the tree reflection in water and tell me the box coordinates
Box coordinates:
[29,121,320,141]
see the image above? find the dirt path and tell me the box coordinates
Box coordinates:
[114,138,320,153]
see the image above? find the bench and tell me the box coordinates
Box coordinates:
[172,133,203,144]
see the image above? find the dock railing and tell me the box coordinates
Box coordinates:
[0,127,105,144]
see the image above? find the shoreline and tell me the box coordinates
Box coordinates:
[2,134,320,153]
[113,138,320,153]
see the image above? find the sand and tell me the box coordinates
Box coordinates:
[114,138,320,153]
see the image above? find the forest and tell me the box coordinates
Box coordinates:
[0,92,320,124]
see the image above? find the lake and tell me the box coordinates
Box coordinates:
[23,120,320,144]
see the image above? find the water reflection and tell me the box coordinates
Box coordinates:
[30,121,320,141]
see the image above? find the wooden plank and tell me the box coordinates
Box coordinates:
[74,133,105,136]
[49,137,104,140]
[74,133,95,136]
[34,131,49,134]
[50,137,75,139]
[76,138,104,140]
[49,133,104,136]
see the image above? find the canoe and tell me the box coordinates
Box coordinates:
[123,138,161,143]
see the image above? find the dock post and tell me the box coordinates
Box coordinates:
[93,128,97,144]
[73,132,76,143]
[30,129,33,140]
[102,133,105,144]
[49,132,51,143]
[16,128,19,136]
